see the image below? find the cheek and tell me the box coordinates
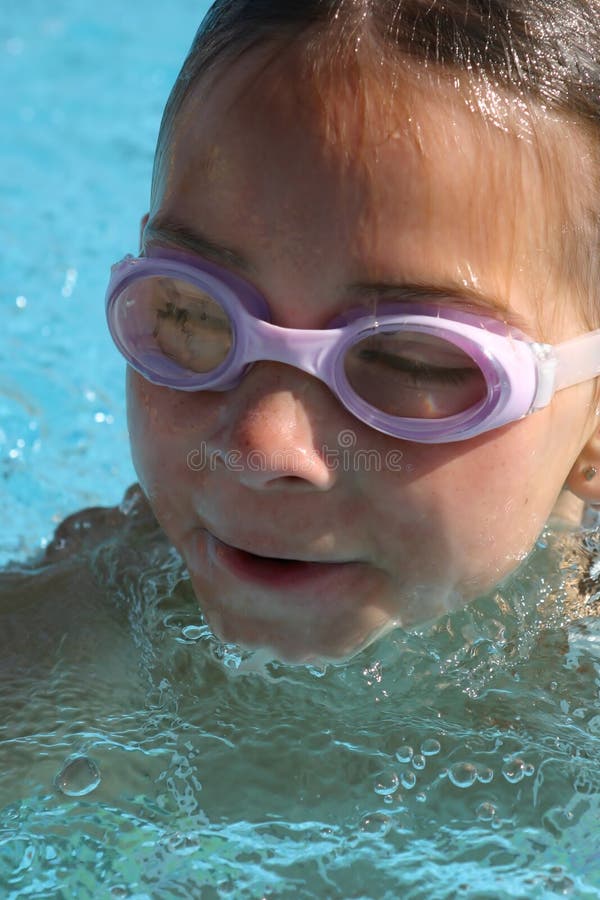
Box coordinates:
[366,413,573,588]
[126,371,170,500]
[125,370,217,507]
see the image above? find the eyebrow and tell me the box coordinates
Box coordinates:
[346,280,520,324]
[144,219,253,273]
[144,219,528,330]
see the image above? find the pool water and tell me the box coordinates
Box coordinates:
[2,496,600,897]
[2,3,600,898]
[1,0,205,565]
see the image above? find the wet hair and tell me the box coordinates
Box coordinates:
[151,0,600,326]
[156,0,600,152]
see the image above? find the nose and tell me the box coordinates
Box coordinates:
[210,362,340,491]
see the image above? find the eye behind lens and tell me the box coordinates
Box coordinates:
[343,328,487,420]
[113,275,234,378]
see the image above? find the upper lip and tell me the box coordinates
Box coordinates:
[204,527,355,564]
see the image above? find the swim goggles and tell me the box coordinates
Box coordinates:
[105,248,600,443]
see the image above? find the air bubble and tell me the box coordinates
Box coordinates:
[55,756,101,797]
[395,745,413,763]
[476,801,496,821]
[412,754,426,771]
[374,771,399,796]
[476,766,494,784]
[359,813,391,835]
[502,758,526,784]
[448,762,478,788]
[401,770,417,790]
[420,738,441,756]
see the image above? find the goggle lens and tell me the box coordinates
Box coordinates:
[113,276,233,375]
[344,329,487,419]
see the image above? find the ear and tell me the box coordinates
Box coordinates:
[565,426,600,504]
[139,213,150,251]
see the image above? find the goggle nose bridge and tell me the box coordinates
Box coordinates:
[237,313,347,382]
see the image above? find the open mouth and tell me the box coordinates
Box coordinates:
[207,533,350,589]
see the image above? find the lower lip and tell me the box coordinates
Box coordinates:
[206,533,355,590]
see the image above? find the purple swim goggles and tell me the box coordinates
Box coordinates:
[106,249,600,443]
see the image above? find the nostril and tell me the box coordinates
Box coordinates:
[267,475,318,489]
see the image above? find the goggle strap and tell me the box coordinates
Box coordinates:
[552,328,600,392]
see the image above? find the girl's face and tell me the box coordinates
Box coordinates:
[127,44,597,663]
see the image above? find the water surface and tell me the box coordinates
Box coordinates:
[1,494,599,898]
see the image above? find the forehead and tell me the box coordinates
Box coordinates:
[152,40,590,337]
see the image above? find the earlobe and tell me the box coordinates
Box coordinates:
[139,213,150,251]
[566,427,600,504]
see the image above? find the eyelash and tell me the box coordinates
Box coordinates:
[357,348,477,385]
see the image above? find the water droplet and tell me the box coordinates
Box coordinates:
[448,762,478,788]
[412,754,426,771]
[420,738,441,756]
[502,758,526,784]
[55,756,101,797]
[401,770,417,790]
[395,745,413,763]
[61,267,78,298]
[363,660,383,684]
[374,770,399,796]
[476,801,496,821]
[476,766,494,784]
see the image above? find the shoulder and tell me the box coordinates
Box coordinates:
[0,485,171,661]
[0,483,172,607]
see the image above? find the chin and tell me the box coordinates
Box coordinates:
[198,599,399,666]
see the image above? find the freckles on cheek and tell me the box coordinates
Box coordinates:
[127,372,207,444]
[126,373,220,502]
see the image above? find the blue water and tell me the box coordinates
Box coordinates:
[2,4,600,898]
[1,0,208,563]
[2,501,600,898]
